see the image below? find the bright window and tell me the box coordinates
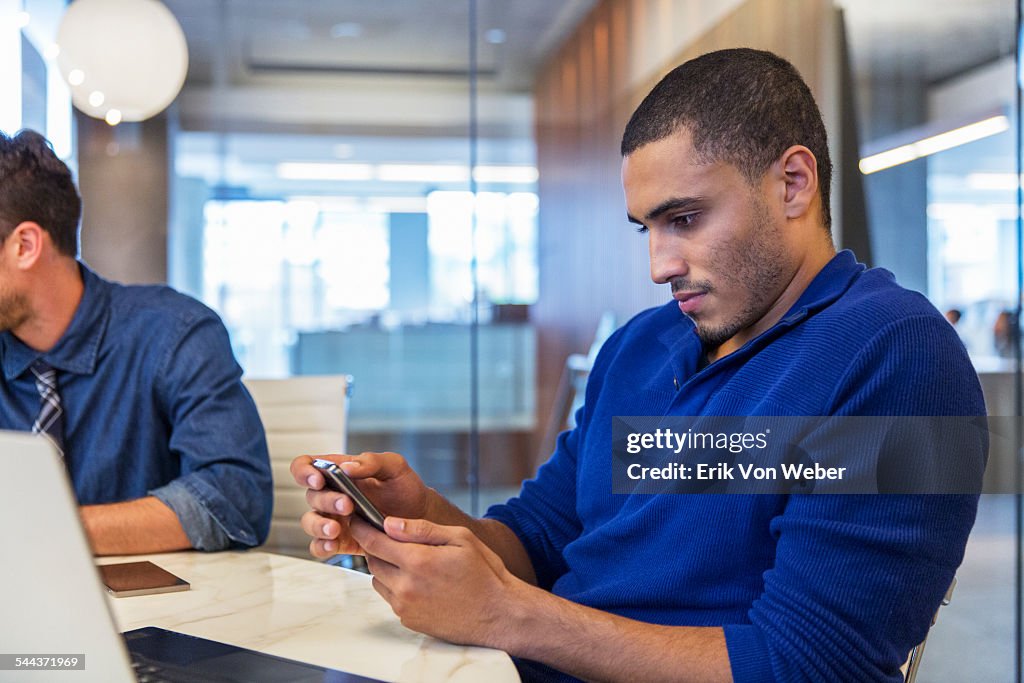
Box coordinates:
[200,193,537,376]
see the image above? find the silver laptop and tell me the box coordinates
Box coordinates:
[0,430,382,682]
[0,431,136,682]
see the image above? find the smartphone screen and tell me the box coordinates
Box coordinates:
[312,459,387,532]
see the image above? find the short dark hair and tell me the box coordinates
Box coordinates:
[621,48,833,230]
[0,129,81,256]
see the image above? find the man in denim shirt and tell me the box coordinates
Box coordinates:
[0,129,271,554]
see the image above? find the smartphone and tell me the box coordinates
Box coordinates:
[98,561,190,598]
[312,458,387,532]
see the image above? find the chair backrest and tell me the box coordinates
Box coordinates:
[902,577,956,683]
[243,374,353,557]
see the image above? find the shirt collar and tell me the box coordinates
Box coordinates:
[1,263,112,380]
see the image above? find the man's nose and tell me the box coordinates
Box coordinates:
[649,231,687,285]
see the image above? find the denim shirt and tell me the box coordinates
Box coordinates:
[0,264,272,550]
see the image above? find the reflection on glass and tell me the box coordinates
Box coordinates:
[199,189,538,377]
[927,130,1017,366]
[427,190,539,316]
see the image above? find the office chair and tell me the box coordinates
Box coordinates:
[902,577,956,683]
[537,312,616,468]
[244,374,353,558]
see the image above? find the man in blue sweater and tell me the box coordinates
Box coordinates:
[293,49,985,681]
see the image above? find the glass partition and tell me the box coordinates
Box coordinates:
[165,0,550,516]
[839,0,1020,678]
[4,0,74,161]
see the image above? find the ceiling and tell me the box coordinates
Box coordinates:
[160,1,1016,92]
[160,0,600,195]
[158,0,1015,134]
[162,0,598,93]
[158,0,1017,196]
[837,0,1016,85]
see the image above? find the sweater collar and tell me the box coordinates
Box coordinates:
[779,249,865,325]
[658,249,866,374]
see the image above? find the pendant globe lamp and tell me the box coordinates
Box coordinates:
[56,0,188,125]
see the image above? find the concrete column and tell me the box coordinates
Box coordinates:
[76,110,169,284]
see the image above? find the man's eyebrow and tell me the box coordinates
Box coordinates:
[643,197,704,222]
[626,196,704,226]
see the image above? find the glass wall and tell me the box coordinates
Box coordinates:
[2,0,74,162]
[161,0,570,513]
[839,0,1020,678]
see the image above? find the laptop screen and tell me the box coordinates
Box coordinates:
[125,627,388,683]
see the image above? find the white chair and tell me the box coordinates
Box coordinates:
[537,312,616,468]
[243,374,352,558]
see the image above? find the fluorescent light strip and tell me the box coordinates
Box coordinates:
[859,115,1009,174]
[277,162,374,181]
[277,161,538,185]
[285,195,429,214]
[376,164,469,183]
[473,165,539,183]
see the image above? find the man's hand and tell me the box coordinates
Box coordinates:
[290,452,432,558]
[351,516,731,683]
[352,516,528,648]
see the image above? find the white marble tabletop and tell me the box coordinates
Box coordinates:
[97,550,519,683]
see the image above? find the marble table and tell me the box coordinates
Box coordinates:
[97,550,519,682]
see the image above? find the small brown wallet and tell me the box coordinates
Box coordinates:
[98,561,190,598]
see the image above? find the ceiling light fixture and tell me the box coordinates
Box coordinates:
[473,165,539,183]
[376,164,470,183]
[277,162,374,181]
[276,162,540,185]
[57,0,188,122]
[859,115,1009,175]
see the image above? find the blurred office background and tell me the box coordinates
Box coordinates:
[4,0,1022,679]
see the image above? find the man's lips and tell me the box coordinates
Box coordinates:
[674,291,706,314]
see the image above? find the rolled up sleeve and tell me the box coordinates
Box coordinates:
[150,478,231,550]
[156,314,272,550]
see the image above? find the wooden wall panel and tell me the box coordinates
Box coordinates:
[531,0,841,468]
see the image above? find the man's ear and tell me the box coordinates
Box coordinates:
[6,222,47,270]
[779,145,819,221]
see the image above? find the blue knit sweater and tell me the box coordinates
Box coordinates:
[486,250,986,682]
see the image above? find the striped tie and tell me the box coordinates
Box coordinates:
[30,360,65,459]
